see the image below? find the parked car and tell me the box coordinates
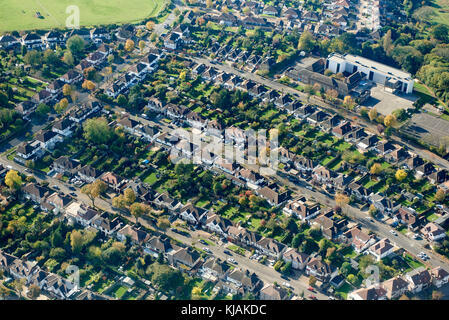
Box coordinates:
[202,247,211,253]
[223,250,232,255]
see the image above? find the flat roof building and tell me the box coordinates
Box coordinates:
[326,53,414,94]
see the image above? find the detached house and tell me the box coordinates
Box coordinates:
[179,203,208,225]
[78,165,101,183]
[368,238,395,261]
[421,222,446,242]
[282,248,309,270]
[405,267,432,293]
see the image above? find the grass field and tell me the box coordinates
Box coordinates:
[0,0,167,32]
[429,0,449,25]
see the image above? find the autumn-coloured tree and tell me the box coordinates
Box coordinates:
[5,170,22,190]
[82,80,96,91]
[335,193,350,214]
[146,21,155,30]
[368,108,378,121]
[59,98,69,109]
[435,188,446,202]
[343,95,355,109]
[325,89,338,102]
[370,163,382,175]
[395,169,407,181]
[81,180,107,206]
[384,114,396,127]
[125,39,135,52]
[130,202,150,220]
[62,84,72,96]
[139,40,146,53]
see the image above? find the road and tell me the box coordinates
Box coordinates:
[189,56,449,171]
[0,152,327,299]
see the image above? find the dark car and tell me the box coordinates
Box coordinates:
[223,250,232,255]
[280,274,289,280]
[68,186,76,191]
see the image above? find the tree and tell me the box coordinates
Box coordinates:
[82,80,96,91]
[432,290,444,300]
[24,50,42,67]
[63,51,74,66]
[308,276,317,287]
[81,180,107,206]
[342,96,355,109]
[67,35,85,56]
[335,193,349,208]
[28,284,41,299]
[435,189,446,203]
[59,98,69,109]
[431,24,449,42]
[70,230,84,254]
[325,89,338,102]
[62,84,72,96]
[383,30,394,56]
[146,21,155,30]
[83,117,114,144]
[384,114,396,127]
[369,204,378,217]
[124,188,136,205]
[139,40,146,53]
[130,202,150,220]
[125,39,135,52]
[5,170,22,190]
[368,108,378,121]
[395,169,407,182]
[370,163,382,175]
[13,278,26,298]
[157,218,171,231]
[298,31,315,52]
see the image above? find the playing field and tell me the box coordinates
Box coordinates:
[0,0,167,32]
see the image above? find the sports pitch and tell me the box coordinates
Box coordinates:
[0,0,167,32]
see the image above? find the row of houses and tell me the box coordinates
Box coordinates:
[105,50,162,98]
[348,266,449,300]
[15,101,102,165]
[0,249,105,299]
[0,27,111,50]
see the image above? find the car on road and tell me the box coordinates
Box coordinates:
[223,250,232,255]
[24,168,32,173]
[6,165,12,170]
[68,186,76,191]
[280,274,289,280]
[305,185,313,191]
[141,113,148,119]
[69,192,77,198]
[282,282,292,289]
[390,230,398,236]
[52,185,60,190]
[308,286,315,292]
[308,295,317,300]
[199,239,208,245]
[202,247,211,253]
[227,258,237,264]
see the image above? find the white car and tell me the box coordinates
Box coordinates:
[282,282,292,289]
[227,258,236,264]
[202,247,211,253]
[390,230,397,236]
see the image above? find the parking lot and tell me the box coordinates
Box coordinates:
[362,84,418,115]
[402,112,449,147]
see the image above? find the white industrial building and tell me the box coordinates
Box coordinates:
[326,53,414,94]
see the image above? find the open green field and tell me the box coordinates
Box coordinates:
[429,0,449,25]
[0,0,167,32]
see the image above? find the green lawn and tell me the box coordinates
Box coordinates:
[0,0,168,32]
[115,286,128,299]
[143,172,158,185]
[428,0,449,25]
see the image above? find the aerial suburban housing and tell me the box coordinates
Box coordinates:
[0,0,448,305]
